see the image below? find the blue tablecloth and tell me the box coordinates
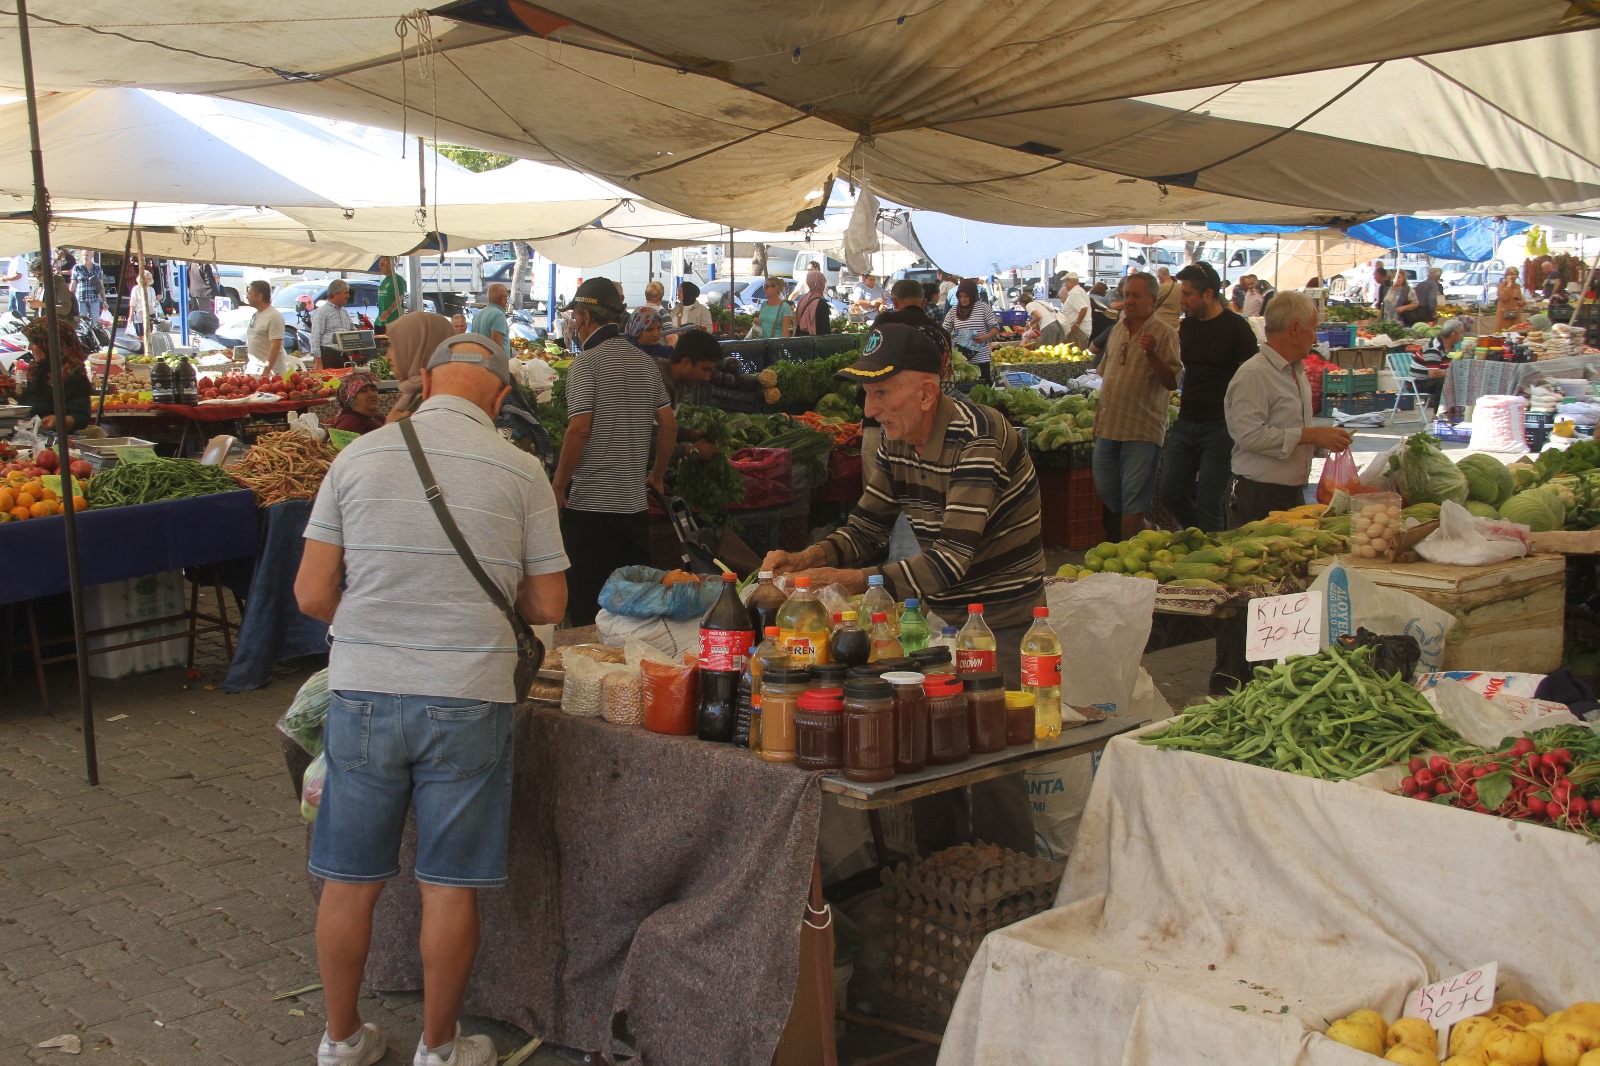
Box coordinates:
[1441,352,1600,411]
[223,499,329,692]
[0,490,260,607]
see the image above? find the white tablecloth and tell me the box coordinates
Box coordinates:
[939,731,1600,1064]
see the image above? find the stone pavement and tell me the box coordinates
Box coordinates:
[0,634,567,1066]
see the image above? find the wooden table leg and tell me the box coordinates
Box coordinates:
[25,601,48,711]
[809,856,839,1066]
[209,566,234,659]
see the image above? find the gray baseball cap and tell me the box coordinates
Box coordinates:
[425,333,512,385]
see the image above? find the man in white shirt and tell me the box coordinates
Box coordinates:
[310,279,356,368]
[4,254,31,317]
[244,279,288,376]
[1223,290,1352,527]
[850,274,886,314]
[1057,273,1092,347]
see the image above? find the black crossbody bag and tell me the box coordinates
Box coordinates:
[398,417,545,697]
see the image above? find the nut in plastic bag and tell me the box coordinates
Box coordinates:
[561,654,631,718]
[601,666,645,726]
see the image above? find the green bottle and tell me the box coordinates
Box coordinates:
[897,598,931,654]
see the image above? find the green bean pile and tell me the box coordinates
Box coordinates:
[1141,646,1466,780]
[86,457,242,509]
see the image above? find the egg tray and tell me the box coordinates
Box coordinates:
[879,970,961,1024]
[880,843,1063,929]
[882,892,1043,940]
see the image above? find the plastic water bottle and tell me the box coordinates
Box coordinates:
[897,599,930,654]
[861,574,899,635]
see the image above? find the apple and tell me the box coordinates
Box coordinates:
[34,449,58,472]
[69,460,92,479]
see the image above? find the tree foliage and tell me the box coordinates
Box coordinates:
[434,144,514,173]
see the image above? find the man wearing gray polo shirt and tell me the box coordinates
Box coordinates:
[295,333,567,1066]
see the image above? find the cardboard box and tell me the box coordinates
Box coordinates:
[1325,346,1383,369]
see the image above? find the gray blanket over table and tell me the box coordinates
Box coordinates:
[286,707,823,1065]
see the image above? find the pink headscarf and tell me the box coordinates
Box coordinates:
[794,269,827,335]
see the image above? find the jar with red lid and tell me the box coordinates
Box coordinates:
[794,687,844,771]
[963,672,1006,754]
[924,674,968,765]
[881,670,928,774]
[842,677,896,783]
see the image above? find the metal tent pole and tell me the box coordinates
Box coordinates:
[15,0,98,785]
[95,201,138,422]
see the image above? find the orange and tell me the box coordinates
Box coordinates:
[71,495,87,512]
[29,501,50,518]
[22,479,43,497]
[9,505,30,520]
[0,488,12,511]
[14,491,35,508]
[39,487,56,502]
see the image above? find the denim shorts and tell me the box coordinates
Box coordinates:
[1093,438,1163,514]
[309,691,514,888]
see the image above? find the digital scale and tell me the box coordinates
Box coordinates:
[334,329,376,354]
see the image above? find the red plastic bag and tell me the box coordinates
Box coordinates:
[1316,448,1362,504]
[641,658,698,735]
[729,447,794,510]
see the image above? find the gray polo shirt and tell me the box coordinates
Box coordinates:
[305,394,568,703]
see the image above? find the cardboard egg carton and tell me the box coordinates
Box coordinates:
[880,842,1063,931]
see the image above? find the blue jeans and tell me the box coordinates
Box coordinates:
[7,291,26,317]
[309,691,515,888]
[1158,418,1234,533]
[1092,438,1162,515]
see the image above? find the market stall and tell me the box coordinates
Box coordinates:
[1441,351,1600,414]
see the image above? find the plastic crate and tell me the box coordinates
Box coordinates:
[995,360,1092,385]
[1431,418,1472,443]
[1321,368,1379,395]
[1038,465,1099,550]
[765,335,816,365]
[1526,413,1554,452]
[1320,392,1398,417]
[997,308,1029,326]
[726,506,783,555]
[717,339,769,373]
[811,333,865,358]
[686,383,763,413]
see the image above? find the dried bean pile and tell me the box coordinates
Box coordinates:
[228,430,336,507]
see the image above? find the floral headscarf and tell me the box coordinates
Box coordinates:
[23,317,86,378]
[337,371,379,415]
[626,305,663,339]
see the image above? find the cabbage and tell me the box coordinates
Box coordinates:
[1463,500,1500,519]
[1510,464,1542,492]
[1456,454,1514,506]
[1501,489,1562,532]
[1399,434,1469,505]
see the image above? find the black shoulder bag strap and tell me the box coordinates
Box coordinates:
[397,416,545,693]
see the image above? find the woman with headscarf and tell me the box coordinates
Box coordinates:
[1494,266,1527,331]
[19,317,93,431]
[626,306,674,359]
[941,278,1001,384]
[671,280,713,332]
[383,310,454,417]
[330,372,383,435]
[1384,271,1418,324]
[793,269,831,337]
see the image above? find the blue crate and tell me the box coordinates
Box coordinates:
[1317,326,1357,347]
[997,308,1029,327]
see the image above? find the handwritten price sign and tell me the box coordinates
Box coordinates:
[1403,963,1498,1029]
[1245,591,1324,663]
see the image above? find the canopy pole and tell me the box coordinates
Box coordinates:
[15,0,98,785]
[1314,235,1325,312]
[1394,215,1402,275]
[96,201,138,422]
[1274,235,1280,291]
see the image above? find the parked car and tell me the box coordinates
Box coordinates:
[1443,268,1495,305]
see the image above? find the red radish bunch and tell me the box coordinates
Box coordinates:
[1395,737,1598,838]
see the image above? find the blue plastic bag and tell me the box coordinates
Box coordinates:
[598,565,721,621]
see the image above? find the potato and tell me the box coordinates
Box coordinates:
[1545,1023,1600,1066]
[1480,1025,1541,1066]
[1451,1017,1497,1057]
[1389,1018,1438,1052]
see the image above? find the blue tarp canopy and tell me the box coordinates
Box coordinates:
[1211,216,1529,262]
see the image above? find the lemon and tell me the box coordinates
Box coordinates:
[1100,557,1125,574]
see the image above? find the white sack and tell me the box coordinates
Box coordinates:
[1310,558,1456,672]
[1046,573,1157,716]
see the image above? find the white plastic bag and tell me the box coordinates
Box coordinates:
[1414,501,1530,566]
[285,409,326,442]
[1309,558,1456,672]
[596,608,701,661]
[1468,395,1528,452]
[1428,679,1585,748]
[1046,574,1157,716]
[1358,441,1402,490]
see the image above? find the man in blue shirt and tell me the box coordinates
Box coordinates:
[469,283,511,357]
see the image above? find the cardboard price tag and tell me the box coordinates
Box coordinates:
[1245,591,1323,662]
[116,446,159,465]
[40,474,84,498]
[1403,962,1497,1030]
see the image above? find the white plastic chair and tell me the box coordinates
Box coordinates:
[1385,350,1426,425]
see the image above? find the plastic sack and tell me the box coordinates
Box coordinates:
[1428,679,1585,748]
[1046,574,1158,716]
[596,608,701,661]
[1316,448,1362,504]
[1468,395,1528,453]
[1334,627,1421,681]
[1414,500,1530,566]
[284,410,326,442]
[562,654,631,718]
[1310,558,1456,672]
[598,565,721,621]
[300,752,327,823]
[729,447,795,510]
[277,668,331,756]
[817,582,853,622]
[1359,441,1403,490]
[641,657,698,735]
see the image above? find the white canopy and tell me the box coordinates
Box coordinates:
[0,3,1593,230]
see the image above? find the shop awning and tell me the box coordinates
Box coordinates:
[0,3,1593,230]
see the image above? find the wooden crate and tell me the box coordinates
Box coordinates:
[1313,554,1566,672]
[1527,530,1600,554]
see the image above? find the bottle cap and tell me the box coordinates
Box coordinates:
[832,613,842,624]
[1005,690,1037,709]
[798,688,844,713]
[764,625,780,637]
[872,612,888,624]
[942,627,958,636]
[1033,606,1048,618]
[841,610,857,621]
[875,658,917,671]
[809,664,850,684]
[963,671,1004,692]
[868,574,884,586]
[968,603,984,614]
[923,673,964,697]
[912,647,952,667]
[881,670,926,686]
[843,676,893,700]
[722,571,737,583]
[763,667,813,686]
[759,570,773,579]
[849,663,892,678]
[905,598,920,609]
[795,577,811,589]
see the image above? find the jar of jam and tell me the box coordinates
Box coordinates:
[964,672,1007,754]
[758,668,810,763]
[842,677,896,783]
[1004,690,1036,746]
[924,674,969,765]
[911,647,952,673]
[881,670,928,774]
[794,687,845,770]
[873,657,918,674]
[809,664,850,688]
[849,663,893,679]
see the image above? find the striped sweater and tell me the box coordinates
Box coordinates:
[821,396,1045,629]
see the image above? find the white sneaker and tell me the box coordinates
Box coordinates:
[317,1022,387,1066]
[412,1024,495,1066]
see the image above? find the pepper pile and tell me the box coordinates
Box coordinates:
[226,430,336,507]
[1142,646,1466,780]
